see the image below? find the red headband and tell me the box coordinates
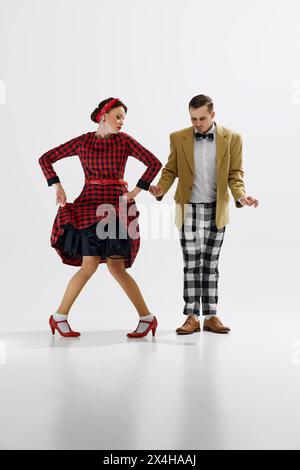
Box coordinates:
[95,97,120,123]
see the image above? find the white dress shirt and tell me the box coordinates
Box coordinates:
[189,122,244,205]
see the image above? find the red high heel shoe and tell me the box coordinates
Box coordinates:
[127,315,158,338]
[49,315,81,337]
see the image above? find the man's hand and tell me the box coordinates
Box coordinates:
[149,185,164,197]
[240,196,259,207]
[55,184,67,207]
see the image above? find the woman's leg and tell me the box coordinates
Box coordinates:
[106,256,151,316]
[56,256,100,315]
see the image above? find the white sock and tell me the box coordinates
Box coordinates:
[136,313,154,333]
[204,314,215,320]
[53,311,71,333]
[190,314,199,321]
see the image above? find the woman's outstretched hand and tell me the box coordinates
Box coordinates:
[54,183,67,207]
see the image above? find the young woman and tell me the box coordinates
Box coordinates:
[38,97,162,339]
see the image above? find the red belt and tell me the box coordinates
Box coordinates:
[85,178,128,186]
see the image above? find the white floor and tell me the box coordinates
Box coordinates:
[1,311,300,450]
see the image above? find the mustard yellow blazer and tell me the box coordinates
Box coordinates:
[156,123,247,229]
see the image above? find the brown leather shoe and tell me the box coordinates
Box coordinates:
[176,315,201,335]
[203,316,230,334]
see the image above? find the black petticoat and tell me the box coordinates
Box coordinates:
[55,216,132,261]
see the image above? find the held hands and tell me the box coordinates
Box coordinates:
[149,185,164,197]
[148,187,259,207]
[239,196,259,207]
[54,183,67,207]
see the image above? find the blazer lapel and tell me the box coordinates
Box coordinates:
[215,123,229,172]
[182,127,194,174]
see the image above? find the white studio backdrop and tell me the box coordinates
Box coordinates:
[0,0,299,333]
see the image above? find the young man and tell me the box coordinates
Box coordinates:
[150,94,259,334]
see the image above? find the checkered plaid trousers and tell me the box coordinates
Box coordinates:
[179,201,226,316]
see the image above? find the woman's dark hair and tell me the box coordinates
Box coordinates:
[189,94,214,112]
[91,97,128,123]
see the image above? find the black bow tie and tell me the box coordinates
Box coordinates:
[195,132,214,141]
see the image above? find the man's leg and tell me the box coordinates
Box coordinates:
[179,203,203,316]
[201,203,226,316]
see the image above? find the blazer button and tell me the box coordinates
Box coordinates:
[189,186,192,190]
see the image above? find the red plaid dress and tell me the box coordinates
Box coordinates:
[38,131,162,268]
